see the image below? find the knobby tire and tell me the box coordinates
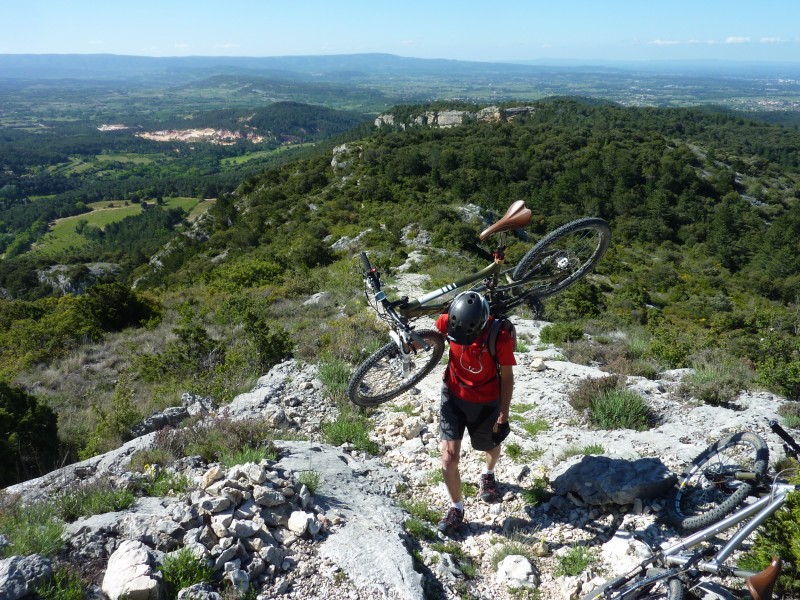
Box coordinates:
[347,329,445,407]
[510,217,611,299]
[666,431,769,531]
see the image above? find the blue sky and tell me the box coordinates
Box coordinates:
[3,0,799,63]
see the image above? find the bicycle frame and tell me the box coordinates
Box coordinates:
[662,481,798,579]
[592,422,800,599]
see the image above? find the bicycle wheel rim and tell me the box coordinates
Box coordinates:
[667,432,769,531]
[509,217,610,299]
[347,329,445,407]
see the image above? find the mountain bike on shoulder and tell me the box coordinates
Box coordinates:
[347,200,611,407]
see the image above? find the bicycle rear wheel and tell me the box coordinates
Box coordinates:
[666,432,769,531]
[347,329,445,407]
[509,217,611,299]
[582,569,684,600]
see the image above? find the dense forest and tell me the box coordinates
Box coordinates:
[1,97,800,488]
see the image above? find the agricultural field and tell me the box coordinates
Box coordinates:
[30,197,205,257]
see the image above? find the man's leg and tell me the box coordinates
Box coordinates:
[441,439,463,503]
[484,443,501,472]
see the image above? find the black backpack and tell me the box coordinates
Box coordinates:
[486,317,516,371]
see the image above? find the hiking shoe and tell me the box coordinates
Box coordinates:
[480,473,500,502]
[437,507,464,535]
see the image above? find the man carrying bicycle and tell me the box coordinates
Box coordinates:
[434,290,516,535]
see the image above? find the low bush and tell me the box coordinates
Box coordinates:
[135,468,192,497]
[158,546,214,600]
[317,354,352,403]
[569,375,651,430]
[556,444,605,463]
[51,479,136,522]
[152,415,280,464]
[778,403,800,429]
[0,382,59,487]
[34,564,86,600]
[555,545,596,577]
[521,478,550,506]
[540,322,584,345]
[590,388,651,431]
[568,375,623,413]
[297,470,321,494]
[399,498,440,525]
[0,496,64,558]
[678,349,754,406]
[739,471,800,595]
[321,410,379,454]
[490,533,541,570]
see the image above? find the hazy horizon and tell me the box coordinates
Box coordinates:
[3,0,800,64]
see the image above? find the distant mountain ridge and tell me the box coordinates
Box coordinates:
[3,53,799,83]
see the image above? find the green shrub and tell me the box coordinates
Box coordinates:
[679,350,754,406]
[590,388,651,431]
[399,498,441,525]
[521,478,550,506]
[557,444,605,463]
[568,375,622,413]
[297,470,321,494]
[321,412,378,454]
[136,468,192,497]
[159,546,214,600]
[555,545,596,577]
[778,403,800,429]
[404,517,437,542]
[0,497,64,558]
[490,533,541,570]
[52,480,136,521]
[35,564,86,600]
[739,474,800,594]
[540,322,584,345]
[79,374,143,460]
[756,332,800,400]
[0,382,59,487]
[317,354,352,403]
[569,375,650,430]
[646,326,691,368]
[220,445,277,468]
[520,418,549,437]
[152,415,280,464]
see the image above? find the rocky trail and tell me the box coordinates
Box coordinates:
[1,267,794,600]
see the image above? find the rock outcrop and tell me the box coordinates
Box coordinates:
[1,293,795,599]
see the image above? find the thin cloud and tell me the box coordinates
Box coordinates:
[174,43,190,49]
[649,39,681,46]
[725,37,751,44]
[213,43,240,49]
[760,37,785,43]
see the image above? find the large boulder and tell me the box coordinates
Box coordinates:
[0,555,52,600]
[101,540,160,600]
[551,455,677,505]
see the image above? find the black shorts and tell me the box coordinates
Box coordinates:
[440,384,500,452]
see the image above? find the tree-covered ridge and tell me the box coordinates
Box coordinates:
[192,99,797,296]
[2,98,800,485]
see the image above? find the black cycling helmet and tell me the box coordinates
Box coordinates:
[446,291,490,345]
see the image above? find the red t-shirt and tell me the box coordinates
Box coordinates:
[435,313,517,403]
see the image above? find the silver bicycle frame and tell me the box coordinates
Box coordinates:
[663,482,797,577]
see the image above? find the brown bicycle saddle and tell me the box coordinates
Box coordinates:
[479,200,532,241]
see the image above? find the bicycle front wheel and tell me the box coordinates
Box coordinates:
[509,217,611,299]
[347,329,445,407]
[582,569,684,600]
[666,432,769,531]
